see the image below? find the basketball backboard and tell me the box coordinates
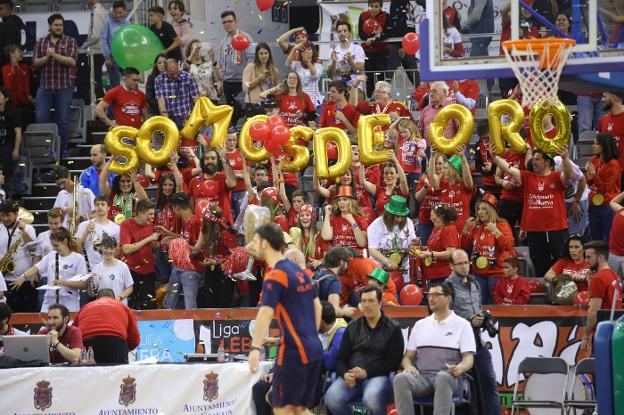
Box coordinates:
[420,0,624,82]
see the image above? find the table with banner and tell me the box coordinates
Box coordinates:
[0,361,271,415]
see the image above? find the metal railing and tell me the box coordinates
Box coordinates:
[127,0,166,26]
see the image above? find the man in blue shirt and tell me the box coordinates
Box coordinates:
[80,144,115,197]
[101,0,129,88]
[313,246,356,318]
[155,59,200,129]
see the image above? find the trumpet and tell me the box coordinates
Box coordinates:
[69,175,79,236]
[88,220,102,253]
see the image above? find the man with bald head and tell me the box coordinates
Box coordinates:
[444,249,501,415]
[155,58,199,128]
[80,144,116,197]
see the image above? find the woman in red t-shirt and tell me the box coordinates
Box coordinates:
[290,204,324,270]
[461,193,514,304]
[321,185,368,254]
[415,152,446,243]
[99,162,149,223]
[260,71,315,127]
[415,204,460,285]
[360,151,410,217]
[544,235,590,293]
[154,173,183,284]
[609,191,624,277]
[586,132,622,242]
[314,168,374,223]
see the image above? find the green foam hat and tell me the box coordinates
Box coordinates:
[384,195,410,216]
[447,155,463,176]
[367,268,389,286]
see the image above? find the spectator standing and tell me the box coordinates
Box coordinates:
[609,191,624,277]
[360,154,410,217]
[37,304,82,364]
[101,1,128,88]
[260,71,316,128]
[76,197,121,272]
[321,186,368,255]
[324,285,404,415]
[33,13,78,156]
[493,257,530,305]
[351,79,412,121]
[2,45,33,129]
[379,0,420,87]
[393,283,475,415]
[462,0,494,57]
[155,58,199,129]
[0,87,21,193]
[168,1,193,60]
[243,42,279,105]
[145,54,167,116]
[80,144,116,197]
[186,40,220,100]
[319,80,359,134]
[327,20,365,89]
[218,11,254,125]
[418,81,457,146]
[415,153,446,242]
[73,288,140,364]
[554,155,589,236]
[277,26,309,56]
[494,148,529,235]
[81,0,108,100]
[474,120,498,196]
[0,0,24,69]
[358,0,389,97]
[224,132,246,220]
[95,67,147,129]
[586,132,621,242]
[148,6,182,62]
[51,165,96,230]
[287,43,323,112]
[598,91,624,188]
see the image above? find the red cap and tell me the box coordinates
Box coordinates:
[480,192,498,208]
[261,187,280,204]
[336,185,357,199]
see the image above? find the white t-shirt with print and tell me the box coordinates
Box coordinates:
[291,61,324,107]
[53,186,96,229]
[91,259,133,304]
[37,251,87,312]
[76,220,120,268]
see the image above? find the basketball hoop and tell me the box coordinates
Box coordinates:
[502,38,576,108]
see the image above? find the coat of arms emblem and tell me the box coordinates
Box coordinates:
[34,380,52,410]
[119,375,136,407]
[203,372,219,402]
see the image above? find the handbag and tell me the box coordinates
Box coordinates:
[552,276,578,305]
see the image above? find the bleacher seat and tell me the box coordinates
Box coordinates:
[68,99,86,144]
[23,123,60,179]
[577,130,597,143]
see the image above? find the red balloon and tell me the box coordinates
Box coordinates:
[326,142,338,161]
[362,18,380,36]
[388,410,398,415]
[501,408,511,415]
[402,32,420,55]
[400,284,423,306]
[266,115,285,128]
[264,139,282,154]
[271,124,291,145]
[389,271,404,294]
[528,279,544,294]
[574,291,590,307]
[256,0,274,11]
[249,121,271,142]
[231,34,250,52]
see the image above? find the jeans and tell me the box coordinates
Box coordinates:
[589,204,615,242]
[475,275,499,305]
[108,60,122,89]
[324,375,392,415]
[35,86,74,151]
[473,344,502,415]
[393,371,459,415]
[576,95,604,136]
[416,222,434,244]
[231,190,246,221]
[163,267,202,310]
[567,199,589,236]
[154,247,173,284]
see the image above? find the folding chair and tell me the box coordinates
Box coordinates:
[564,358,596,415]
[23,123,60,179]
[511,357,569,415]
[412,373,473,415]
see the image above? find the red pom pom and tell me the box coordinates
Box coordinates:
[222,247,250,275]
[169,238,194,270]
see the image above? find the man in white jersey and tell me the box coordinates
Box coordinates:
[76,196,120,270]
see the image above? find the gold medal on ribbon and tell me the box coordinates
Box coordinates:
[475,256,489,269]
[592,194,604,206]
[114,213,126,225]
[389,252,402,267]
[424,257,433,267]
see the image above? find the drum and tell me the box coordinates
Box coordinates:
[523,371,589,415]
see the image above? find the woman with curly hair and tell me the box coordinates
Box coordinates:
[99,161,149,223]
[416,204,460,285]
[321,185,368,254]
[290,203,324,270]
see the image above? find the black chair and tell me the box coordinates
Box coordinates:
[564,358,596,415]
[511,357,569,415]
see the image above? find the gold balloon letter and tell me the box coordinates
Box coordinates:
[358,114,391,165]
[313,127,352,179]
[239,115,269,162]
[104,126,142,175]
[530,98,571,154]
[428,104,473,155]
[282,126,312,172]
[487,99,527,155]
[179,97,233,148]
[135,116,180,166]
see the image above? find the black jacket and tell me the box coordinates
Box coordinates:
[335,312,404,378]
[0,14,24,50]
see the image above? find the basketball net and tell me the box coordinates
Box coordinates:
[502,38,576,108]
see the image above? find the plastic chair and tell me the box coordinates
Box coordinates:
[412,373,473,415]
[511,357,569,415]
[577,130,597,143]
[23,123,60,181]
[564,358,596,415]
[68,99,86,144]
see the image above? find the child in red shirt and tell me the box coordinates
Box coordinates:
[493,257,531,305]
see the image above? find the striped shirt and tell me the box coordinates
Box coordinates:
[34,34,78,90]
[154,71,199,118]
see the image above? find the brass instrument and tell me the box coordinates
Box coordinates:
[0,234,22,274]
[69,175,79,236]
[89,220,102,253]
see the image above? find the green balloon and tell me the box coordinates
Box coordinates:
[111,24,164,72]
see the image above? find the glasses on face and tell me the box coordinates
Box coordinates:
[428,292,446,298]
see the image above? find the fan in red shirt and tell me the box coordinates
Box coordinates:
[153,172,183,282]
[389,118,427,188]
[495,149,528,231]
[321,186,368,255]
[283,189,306,229]
[100,165,150,223]
[120,199,159,310]
[544,235,591,292]
[415,204,461,285]
[493,146,574,279]
[598,84,624,182]
[315,168,374,225]
[582,241,623,352]
[95,67,148,129]
[259,186,289,232]
[474,121,498,196]
[290,204,325,270]
[415,153,446,243]
[493,257,530,305]
[38,304,83,364]
[319,79,360,134]
[350,78,412,128]
[1,45,32,108]
[357,1,389,96]
[224,132,247,218]
[609,194,624,276]
[188,148,238,225]
[73,290,140,364]
[260,71,316,128]
[586,132,622,241]
[359,152,410,217]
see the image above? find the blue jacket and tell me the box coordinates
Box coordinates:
[80,166,116,197]
[101,14,128,60]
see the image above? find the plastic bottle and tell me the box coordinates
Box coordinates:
[87,347,95,365]
[80,348,87,365]
[217,339,225,363]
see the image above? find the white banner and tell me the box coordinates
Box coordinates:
[0,362,270,415]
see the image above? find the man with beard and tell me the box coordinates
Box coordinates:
[599,91,624,188]
[37,304,82,364]
[33,14,78,156]
[189,147,237,225]
[0,200,35,311]
[581,240,622,352]
[80,144,116,197]
[312,246,357,318]
[248,223,324,415]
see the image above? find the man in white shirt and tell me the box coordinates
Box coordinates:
[328,20,365,90]
[393,283,475,415]
[52,165,96,230]
[76,196,120,270]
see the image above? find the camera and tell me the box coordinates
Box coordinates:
[481,310,499,337]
